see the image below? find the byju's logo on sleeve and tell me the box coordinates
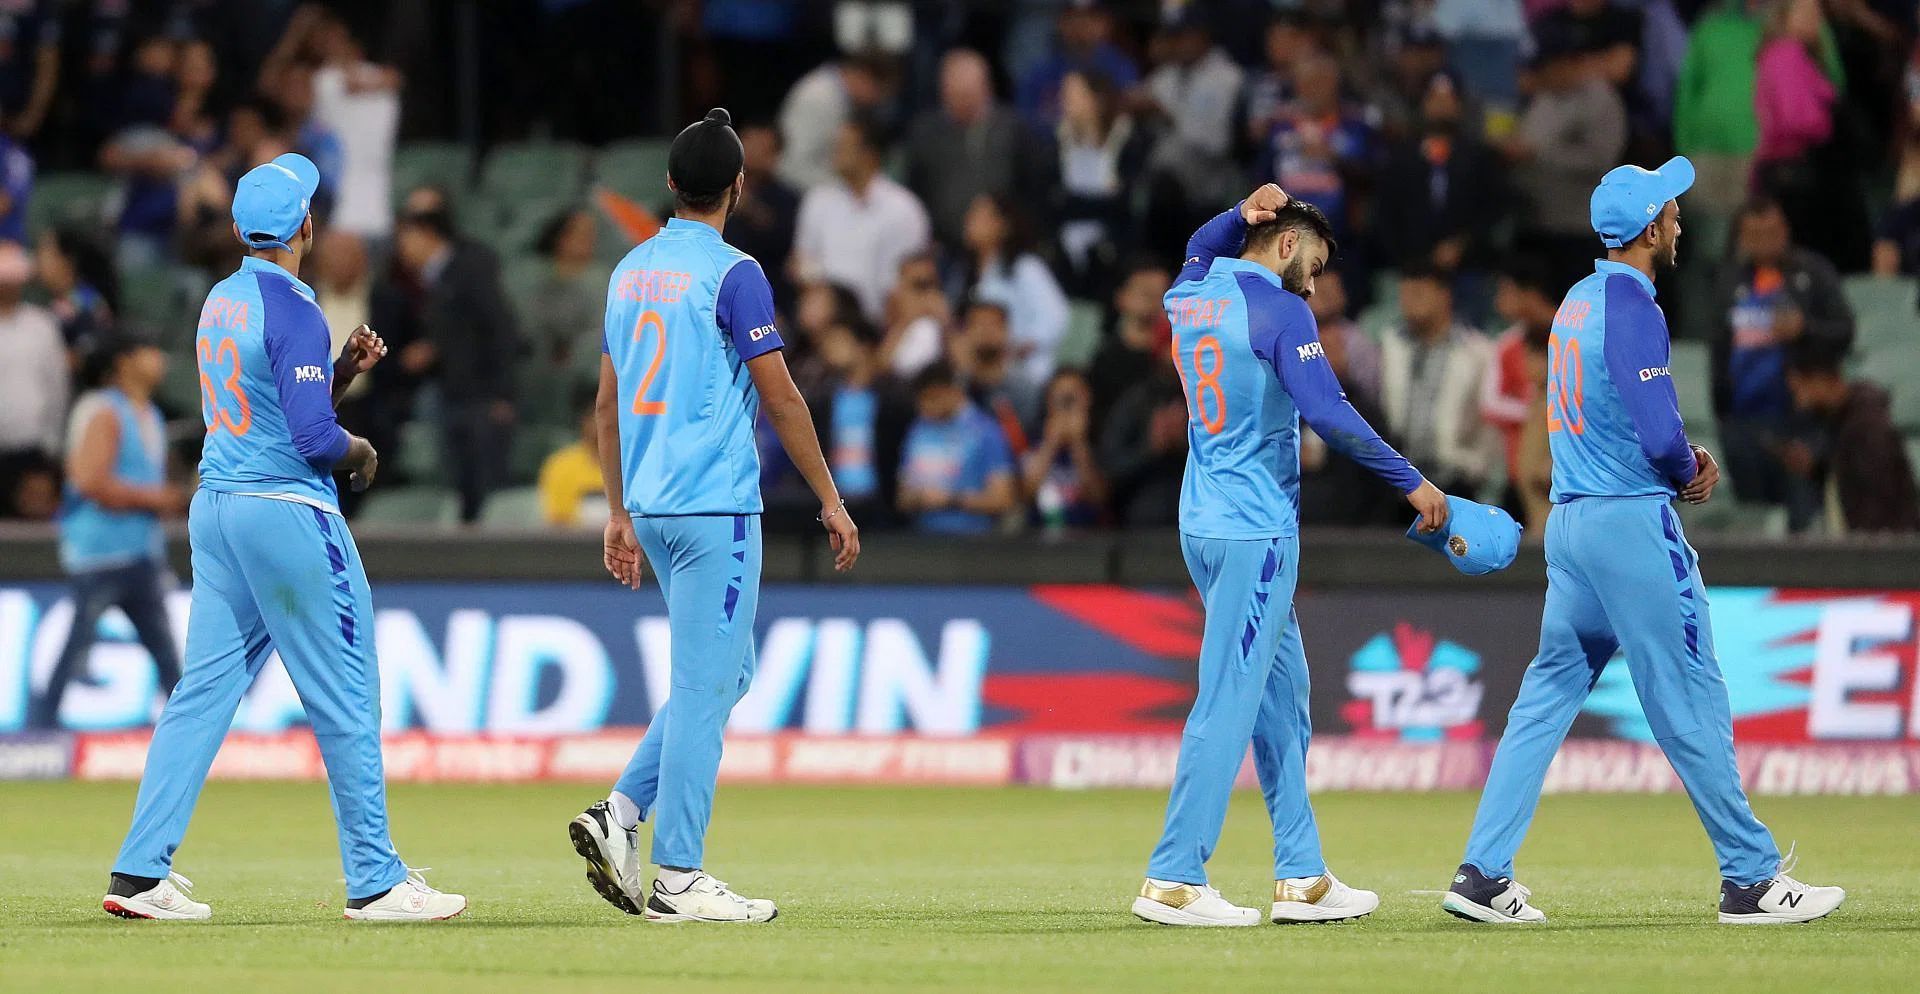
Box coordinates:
[1638,366,1670,382]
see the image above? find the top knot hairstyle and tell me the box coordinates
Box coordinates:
[667,106,746,212]
[1245,199,1338,261]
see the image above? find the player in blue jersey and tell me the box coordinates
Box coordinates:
[102,154,465,922]
[1441,158,1845,926]
[1132,184,1451,927]
[569,109,859,924]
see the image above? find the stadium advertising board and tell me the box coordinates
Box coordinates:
[2,583,1918,792]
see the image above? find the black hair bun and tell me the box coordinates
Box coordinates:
[704,107,731,126]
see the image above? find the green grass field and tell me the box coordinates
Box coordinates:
[1,782,1915,994]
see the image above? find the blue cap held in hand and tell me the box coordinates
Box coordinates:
[1590,155,1694,249]
[1406,496,1523,576]
[232,153,320,252]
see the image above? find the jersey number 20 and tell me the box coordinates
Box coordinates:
[630,310,667,416]
[1546,333,1584,435]
[1172,334,1227,435]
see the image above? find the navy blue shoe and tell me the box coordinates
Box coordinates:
[1440,863,1546,924]
[1719,873,1844,925]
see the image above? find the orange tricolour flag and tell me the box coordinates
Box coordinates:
[595,186,662,245]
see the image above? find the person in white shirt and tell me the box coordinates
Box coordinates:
[0,239,69,506]
[791,116,932,322]
[959,193,1069,395]
[777,56,891,192]
[309,15,402,244]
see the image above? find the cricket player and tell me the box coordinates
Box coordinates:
[569,108,860,924]
[1441,158,1845,926]
[1132,185,1451,927]
[103,154,465,922]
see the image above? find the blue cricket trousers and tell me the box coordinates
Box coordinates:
[1464,496,1778,886]
[613,513,762,870]
[113,490,406,899]
[1148,533,1325,885]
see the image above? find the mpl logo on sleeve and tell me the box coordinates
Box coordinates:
[294,364,327,383]
[1296,341,1326,362]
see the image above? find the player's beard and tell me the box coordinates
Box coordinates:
[1281,256,1310,297]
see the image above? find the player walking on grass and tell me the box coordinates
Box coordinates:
[1132,185,1451,927]
[103,153,464,922]
[570,108,859,924]
[1441,158,1845,926]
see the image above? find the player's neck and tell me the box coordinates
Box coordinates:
[1605,249,1656,284]
[248,248,301,278]
[673,209,727,235]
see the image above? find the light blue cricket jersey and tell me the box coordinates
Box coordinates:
[1547,260,1697,503]
[604,217,784,517]
[58,388,166,572]
[1168,208,1420,540]
[195,256,351,514]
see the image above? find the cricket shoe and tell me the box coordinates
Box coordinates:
[1131,879,1262,927]
[644,873,777,923]
[343,867,467,921]
[1271,871,1378,923]
[570,800,643,914]
[1440,863,1546,924]
[1719,848,1844,924]
[102,872,210,921]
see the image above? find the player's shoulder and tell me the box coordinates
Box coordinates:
[1231,269,1312,324]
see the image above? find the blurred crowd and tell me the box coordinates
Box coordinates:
[2,0,1919,540]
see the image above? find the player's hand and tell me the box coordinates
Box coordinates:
[1681,445,1720,504]
[336,324,386,377]
[1406,478,1449,534]
[603,516,644,590]
[346,435,379,492]
[822,501,860,573]
[1241,183,1289,225]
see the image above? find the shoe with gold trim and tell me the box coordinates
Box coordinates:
[1270,871,1378,923]
[1131,879,1262,927]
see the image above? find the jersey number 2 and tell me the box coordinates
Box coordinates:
[630,310,667,416]
[1173,335,1227,435]
[1546,333,1584,435]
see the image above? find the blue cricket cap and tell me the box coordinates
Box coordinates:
[1406,496,1522,576]
[1590,155,1694,249]
[231,153,320,252]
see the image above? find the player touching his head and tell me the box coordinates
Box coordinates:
[1441,158,1845,926]
[1132,185,1450,927]
[569,108,859,924]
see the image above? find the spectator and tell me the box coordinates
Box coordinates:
[309,13,403,248]
[1098,325,1188,528]
[116,34,179,132]
[1710,197,1855,531]
[792,116,931,323]
[0,240,67,506]
[1367,23,1452,147]
[1534,0,1643,93]
[271,61,344,211]
[169,39,220,152]
[959,193,1070,396]
[1054,69,1147,295]
[1754,0,1869,272]
[1506,28,1626,283]
[0,129,31,244]
[1088,259,1172,428]
[36,226,118,356]
[173,100,292,274]
[1256,53,1375,246]
[1304,270,1380,406]
[32,333,185,729]
[1511,329,1555,534]
[1379,264,1496,494]
[392,205,523,524]
[790,280,865,391]
[1783,345,1920,534]
[537,395,607,529]
[525,207,606,390]
[312,226,374,404]
[99,122,196,272]
[1481,258,1561,497]
[1298,272,1399,528]
[1140,11,1246,245]
[951,299,1035,448]
[809,314,911,524]
[0,0,59,140]
[1023,368,1108,530]
[727,123,800,310]
[1015,1,1139,128]
[904,48,1052,247]
[5,451,59,520]
[1434,0,1526,109]
[898,360,1018,534]
[777,53,894,192]
[1376,68,1505,274]
[1244,13,1313,144]
[880,249,951,379]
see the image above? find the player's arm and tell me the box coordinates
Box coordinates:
[594,351,644,589]
[266,304,376,489]
[66,404,177,513]
[331,324,387,407]
[1176,184,1289,284]
[726,261,860,571]
[1254,284,1448,532]
[1600,277,1700,491]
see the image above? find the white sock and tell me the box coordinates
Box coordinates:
[606,791,640,831]
[656,867,700,893]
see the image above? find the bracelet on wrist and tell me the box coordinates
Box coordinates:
[817,498,847,524]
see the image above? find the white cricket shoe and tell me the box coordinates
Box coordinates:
[1719,848,1844,924]
[570,801,643,915]
[644,873,777,923]
[343,867,467,922]
[102,872,210,921]
[1440,863,1547,924]
[1131,879,1262,927]
[1271,871,1379,923]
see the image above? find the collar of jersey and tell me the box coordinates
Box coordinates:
[1592,258,1657,299]
[664,217,722,239]
[1209,256,1284,286]
[240,255,317,300]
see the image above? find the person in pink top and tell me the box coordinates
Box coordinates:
[1753,0,1834,167]
[1751,0,1868,271]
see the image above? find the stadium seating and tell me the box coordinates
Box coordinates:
[27,172,116,232]
[592,138,672,203]
[391,141,474,205]
[1056,300,1104,369]
[356,486,460,526]
[1842,274,1916,356]
[1666,339,1714,428]
[480,141,591,204]
[479,486,543,527]
[396,421,443,483]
